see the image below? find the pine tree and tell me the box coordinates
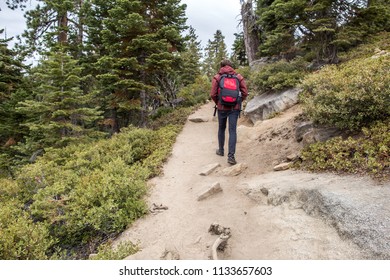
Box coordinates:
[95,0,187,128]
[16,48,103,154]
[202,30,228,78]
[256,0,306,58]
[20,0,85,57]
[231,32,248,66]
[0,31,29,175]
[179,26,203,86]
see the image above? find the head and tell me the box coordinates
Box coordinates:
[220,59,233,68]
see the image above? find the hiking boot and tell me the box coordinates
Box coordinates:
[227,156,237,165]
[216,149,224,156]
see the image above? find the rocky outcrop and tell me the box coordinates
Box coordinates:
[295,121,344,146]
[244,88,301,124]
[243,170,390,259]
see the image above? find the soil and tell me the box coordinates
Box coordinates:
[114,102,367,260]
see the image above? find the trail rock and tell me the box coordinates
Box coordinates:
[222,163,248,176]
[199,163,221,176]
[274,162,294,171]
[197,182,223,201]
[244,88,301,124]
[242,170,390,259]
[286,153,300,162]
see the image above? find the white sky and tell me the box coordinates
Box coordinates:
[0,0,242,52]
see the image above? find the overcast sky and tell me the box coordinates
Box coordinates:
[0,0,242,52]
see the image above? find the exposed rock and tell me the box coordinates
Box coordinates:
[273,162,294,171]
[295,121,344,145]
[222,163,248,176]
[197,182,223,201]
[301,131,316,146]
[242,170,390,259]
[260,188,269,196]
[313,127,344,142]
[295,121,314,142]
[244,88,301,124]
[199,163,220,176]
[286,153,300,162]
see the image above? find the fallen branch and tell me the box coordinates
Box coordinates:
[209,223,231,260]
[211,233,231,260]
[150,203,168,214]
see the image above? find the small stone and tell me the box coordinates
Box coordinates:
[199,163,221,176]
[287,153,299,162]
[273,162,294,171]
[260,188,269,196]
[222,163,248,176]
[197,182,223,201]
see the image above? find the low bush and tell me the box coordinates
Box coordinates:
[300,120,390,179]
[177,75,210,106]
[0,179,55,259]
[300,55,390,131]
[90,241,138,260]
[9,125,180,258]
[251,58,309,92]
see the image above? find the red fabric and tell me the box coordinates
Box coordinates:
[223,78,238,90]
[210,65,248,111]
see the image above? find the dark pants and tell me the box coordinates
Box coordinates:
[217,109,239,157]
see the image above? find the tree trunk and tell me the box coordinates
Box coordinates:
[58,12,68,44]
[241,0,260,65]
[140,88,148,127]
[77,0,84,46]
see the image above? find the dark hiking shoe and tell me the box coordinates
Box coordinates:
[228,156,237,165]
[216,149,224,156]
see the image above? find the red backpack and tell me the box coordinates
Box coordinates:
[218,74,241,106]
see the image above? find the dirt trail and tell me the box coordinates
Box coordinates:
[115,102,365,260]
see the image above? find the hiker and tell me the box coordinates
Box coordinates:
[210,59,248,165]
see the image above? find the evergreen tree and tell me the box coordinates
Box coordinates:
[16,48,103,154]
[95,0,187,129]
[0,31,30,176]
[20,0,85,58]
[179,26,203,86]
[202,30,228,78]
[255,0,390,63]
[231,32,248,66]
[256,0,305,58]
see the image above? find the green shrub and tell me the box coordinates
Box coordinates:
[251,58,309,92]
[177,75,210,106]
[300,55,390,131]
[300,120,390,178]
[13,125,181,258]
[90,240,138,260]
[0,196,54,259]
[149,107,194,130]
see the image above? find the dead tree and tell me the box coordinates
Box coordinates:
[240,0,261,65]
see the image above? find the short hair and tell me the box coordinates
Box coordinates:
[220,59,233,68]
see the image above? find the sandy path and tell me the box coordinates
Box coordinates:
[115,102,364,260]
